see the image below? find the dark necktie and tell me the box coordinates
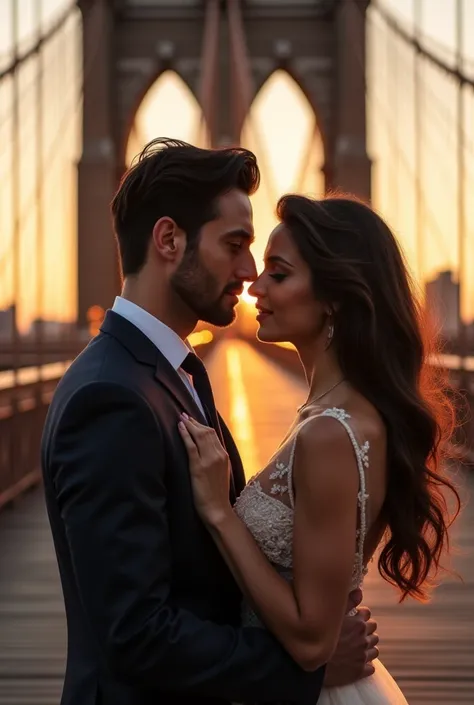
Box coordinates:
[181,352,223,443]
[181,352,236,502]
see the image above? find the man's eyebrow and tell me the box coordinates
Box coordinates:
[223,229,255,244]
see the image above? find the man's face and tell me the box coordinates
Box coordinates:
[170,189,257,326]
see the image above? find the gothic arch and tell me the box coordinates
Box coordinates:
[242,69,325,199]
[251,66,330,168]
[123,69,205,168]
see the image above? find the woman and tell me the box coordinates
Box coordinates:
[178,194,460,704]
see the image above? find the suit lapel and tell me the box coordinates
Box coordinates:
[100,310,207,424]
[100,310,241,502]
[218,414,244,503]
[154,353,208,425]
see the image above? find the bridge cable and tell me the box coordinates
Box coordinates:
[0,6,106,283]
[352,0,454,264]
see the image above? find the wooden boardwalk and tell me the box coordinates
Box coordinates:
[0,339,473,704]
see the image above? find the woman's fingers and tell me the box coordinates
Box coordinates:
[181,415,219,449]
[185,414,201,426]
[178,421,200,459]
[180,416,206,445]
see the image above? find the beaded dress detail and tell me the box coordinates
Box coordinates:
[234,408,370,628]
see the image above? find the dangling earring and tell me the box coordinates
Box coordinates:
[325,313,334,350]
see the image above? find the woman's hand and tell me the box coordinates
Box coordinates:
[178,414,233,526]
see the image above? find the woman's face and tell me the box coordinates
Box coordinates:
[248,224,328,346]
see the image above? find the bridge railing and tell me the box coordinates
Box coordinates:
[0,361,73,510]
[0,329,220,510]
[0,334,472,511]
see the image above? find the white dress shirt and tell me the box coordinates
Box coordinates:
[111,296,207,417]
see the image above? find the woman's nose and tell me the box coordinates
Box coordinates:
[248,274,265,297]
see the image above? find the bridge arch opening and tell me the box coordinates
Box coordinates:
[125,70,207,166]
[239,69,325,298]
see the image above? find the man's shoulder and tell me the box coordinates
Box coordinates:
[52,333,147,409]
[66,332,139,381]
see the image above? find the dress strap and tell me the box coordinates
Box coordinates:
[287,408,370,582]
[286,415,315,509]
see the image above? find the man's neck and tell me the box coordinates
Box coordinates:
[120,281,197,340]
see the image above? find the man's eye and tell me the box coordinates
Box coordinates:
[229,243,242,253]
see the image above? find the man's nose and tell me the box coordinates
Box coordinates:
[236,253,258,282]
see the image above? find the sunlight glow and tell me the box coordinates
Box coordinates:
[125,70,205,165]
[275,341,297,351]
[240,285,257,305]
[225,343,259,478]
[240,70,324,271]
[188,329,214,347]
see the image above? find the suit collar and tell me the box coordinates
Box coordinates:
[111,296,191,371]
[100,310,207,423]
[100,309,158,366]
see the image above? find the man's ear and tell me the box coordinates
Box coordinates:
[152,217,184,261]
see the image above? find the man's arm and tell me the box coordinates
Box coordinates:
[51,381,324,703]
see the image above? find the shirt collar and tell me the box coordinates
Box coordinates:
[111,296,192,371]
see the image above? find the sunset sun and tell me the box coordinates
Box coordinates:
[240,285,257,306]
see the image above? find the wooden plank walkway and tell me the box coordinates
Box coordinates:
[0,339,472,704]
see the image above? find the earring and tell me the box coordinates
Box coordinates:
[325,314,334,350]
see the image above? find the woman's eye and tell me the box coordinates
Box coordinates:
[269,273,287,282]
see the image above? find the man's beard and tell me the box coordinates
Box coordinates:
[171,247,239,327]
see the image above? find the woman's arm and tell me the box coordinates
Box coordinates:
[179,414,361,671]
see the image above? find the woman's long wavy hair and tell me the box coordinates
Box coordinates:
[277,193,461,601]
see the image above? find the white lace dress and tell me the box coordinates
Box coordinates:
[234,408,409,705]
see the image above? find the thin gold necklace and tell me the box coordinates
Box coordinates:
[297,378,345,413]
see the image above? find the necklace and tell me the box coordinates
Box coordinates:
[297,378,345,413]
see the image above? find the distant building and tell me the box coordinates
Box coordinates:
[425,270,460,340]
[0,305,15,341]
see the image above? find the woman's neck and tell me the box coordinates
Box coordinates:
[297,342,344,404]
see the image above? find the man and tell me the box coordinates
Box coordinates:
[41,138,378,705]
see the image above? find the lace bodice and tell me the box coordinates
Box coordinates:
[234,408,370,627]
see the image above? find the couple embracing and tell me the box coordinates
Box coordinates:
[41,138,459,705]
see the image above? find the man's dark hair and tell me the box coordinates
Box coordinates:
[111,138,260,276]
